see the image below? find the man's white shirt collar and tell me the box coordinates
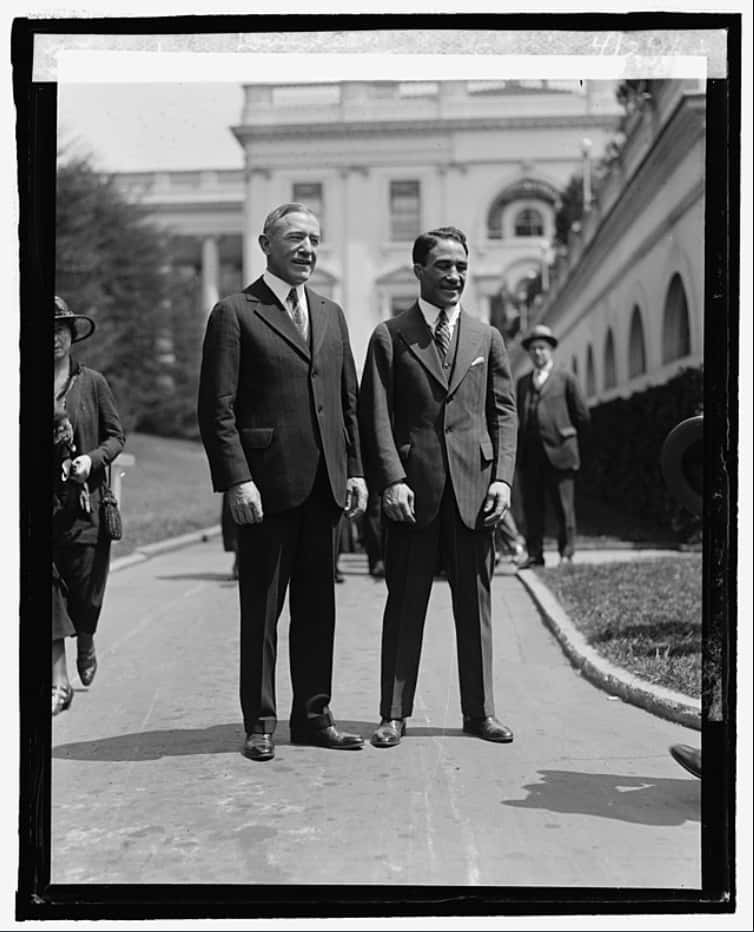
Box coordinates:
[263,270,308,314]
[418,298,461,335]
[533,359,554,387]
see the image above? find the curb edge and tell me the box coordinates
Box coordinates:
[516,568,702,732]
[110,525,223,573]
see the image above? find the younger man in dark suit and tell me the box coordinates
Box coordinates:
[515,324,590,568]
[198,203,367,761]
[359,226,518,748]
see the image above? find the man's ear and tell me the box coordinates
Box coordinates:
[258,234,269,254]
[412,263,423,282]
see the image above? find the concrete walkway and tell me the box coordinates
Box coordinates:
[51,541,701,887]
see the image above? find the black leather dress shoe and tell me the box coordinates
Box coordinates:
[76,644,97,687]
[462,716,514,743]
[516,556,545,570]
[670,744,701,778]
[290,724,364,749]
[243,733,275,761]
[371,719,405,748]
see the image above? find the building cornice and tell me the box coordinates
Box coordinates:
[231,113,618,144]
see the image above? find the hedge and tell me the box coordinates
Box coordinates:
[577,367,703,541]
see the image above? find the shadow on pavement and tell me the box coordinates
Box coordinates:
[53,721,484,760]
[53,723,245,761]
[502,769,700,826]
[156,573,236,584]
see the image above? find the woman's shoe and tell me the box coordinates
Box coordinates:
[76,644,97,687]
[52,683,74,716]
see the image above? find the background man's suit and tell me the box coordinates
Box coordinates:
[198,277,362,735]
[359,304,517,721]
[516,367,590,562]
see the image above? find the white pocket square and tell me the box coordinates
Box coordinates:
[471,356,485,367]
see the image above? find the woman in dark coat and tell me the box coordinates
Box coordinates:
[52,297,125,716]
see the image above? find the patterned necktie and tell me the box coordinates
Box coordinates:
[287,288,307,340]
[434,309,451,358]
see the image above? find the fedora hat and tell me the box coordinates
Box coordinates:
[54,295,95,343]
[521,324,558,350]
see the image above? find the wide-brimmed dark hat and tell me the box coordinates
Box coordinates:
[54,295,95,343]
[521,324,558,350]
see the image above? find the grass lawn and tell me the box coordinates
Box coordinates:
[536,556,703,698]
[110,432,221,558]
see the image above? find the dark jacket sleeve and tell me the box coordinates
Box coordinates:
[358,324,406,494]
[197,300,252,492]
[486,327,518,486]
[87,372,126,475]
[337,305,364,478]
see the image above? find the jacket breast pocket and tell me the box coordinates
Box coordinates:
[240,427,274,449]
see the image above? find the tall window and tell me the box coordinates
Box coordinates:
[292,182,324,237]
[662,274,691,363]
[390,180,421,241]
[628,306,647,377]
[513,207,545,237]
[586,345,596,397]
[603,329,617,390]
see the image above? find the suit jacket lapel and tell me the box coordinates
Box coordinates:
[246,278,311,362]
[398,304,447,391]
[306,287,328,361]
[538,367,557,398]
[447,311,485,397]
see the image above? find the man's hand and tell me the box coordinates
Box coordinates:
[382,481,416,524]
[228,480,264,525]
[345,477,368,519]
[69,454,92,484]
[482,480,510,527]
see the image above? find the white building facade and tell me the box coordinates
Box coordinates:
[114,79,622,372]
[512,79,707,403]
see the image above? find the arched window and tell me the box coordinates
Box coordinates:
[486,178,559,239]
[662,274,691,363]
[586,345,596,397]
[513,207,545,237]
[603,329,617,390]
[628,305,647,377]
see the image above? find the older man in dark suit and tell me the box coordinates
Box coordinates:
[359,226,518,748]
[515,324,590,568]
[198,203,367,761]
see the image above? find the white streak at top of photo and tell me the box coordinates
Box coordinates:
[34,29,726,82]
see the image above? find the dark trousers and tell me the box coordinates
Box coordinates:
[520,440,577,560]
[362,492,384,572]
[53,542,111,636]
[380,483,495,721]
[237,465,341,735]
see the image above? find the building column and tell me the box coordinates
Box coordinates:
[243,165,270,284]
[201,235,220,315]
[340,165,372,372]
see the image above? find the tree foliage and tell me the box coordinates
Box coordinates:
[553,173,585,248]
[56,154,200,437]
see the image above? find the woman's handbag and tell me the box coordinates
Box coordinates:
[100,468,123,541]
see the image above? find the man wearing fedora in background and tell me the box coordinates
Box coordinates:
[516,324,590,568]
